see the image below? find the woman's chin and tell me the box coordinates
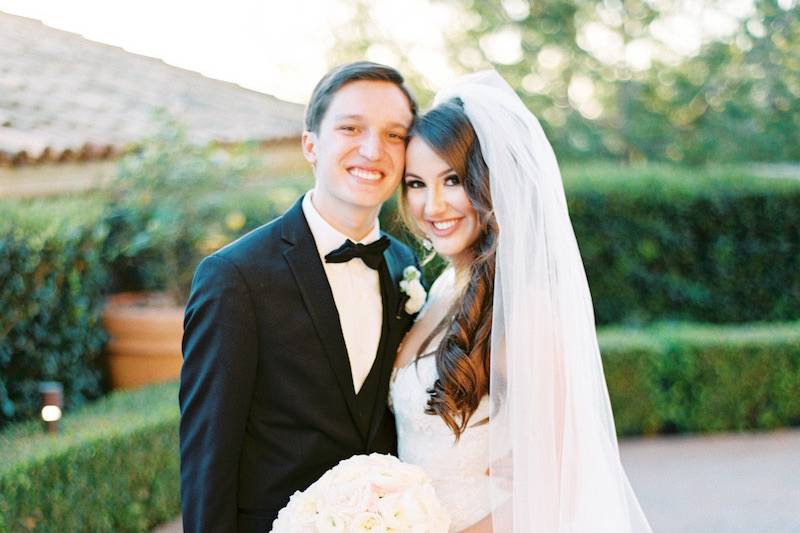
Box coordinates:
[431,243,460,259]
[433,245,472,265]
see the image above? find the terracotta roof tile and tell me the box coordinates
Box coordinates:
[0,11,305,166]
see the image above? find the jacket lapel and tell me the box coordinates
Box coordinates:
[383,240,403,323]
[366,240,407,448]
[281,197,361,433]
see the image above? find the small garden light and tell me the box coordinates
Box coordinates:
[39,381,63,433]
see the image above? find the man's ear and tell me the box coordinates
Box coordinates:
[301,131,317,165]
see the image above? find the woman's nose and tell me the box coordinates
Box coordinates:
[424,187,446,218]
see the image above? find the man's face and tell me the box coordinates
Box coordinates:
[302,80,414,217]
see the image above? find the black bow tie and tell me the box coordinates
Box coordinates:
[324,236,390,270]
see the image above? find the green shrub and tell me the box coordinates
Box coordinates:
[0,382,180,533]
[0,199,108,429]
[564,163,800,324]
[101,117,261,301]
[597,329,665,435]
[600,321,800,435]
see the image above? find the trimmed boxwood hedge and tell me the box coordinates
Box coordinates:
[601,321,800,435]
[0,381,179,533]
[563,163,800,325]
[0,199,109,429]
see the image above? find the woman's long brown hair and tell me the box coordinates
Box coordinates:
[399,98,498,439]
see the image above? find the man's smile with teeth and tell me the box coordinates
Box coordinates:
[349,167,383,181]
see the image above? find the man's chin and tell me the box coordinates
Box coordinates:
[343,190,395,210]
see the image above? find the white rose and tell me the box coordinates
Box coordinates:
[403,279,427,314]
[416,484,451,533]
[376,493,413,531]
[315,508,347,533]
[402,265,421,281]
[273,454,448,533]
[311,469,336,494]
[326,478,376,517]
[393,484,450,533]
[349,512,387,533]
[271,491,315,533]
[399,266,427,314]
[290,491,322,525]
[372,461,429,496]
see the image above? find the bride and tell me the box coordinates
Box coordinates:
[389,71,653,533]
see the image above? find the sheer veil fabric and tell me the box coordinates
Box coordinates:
[434,71,653,532]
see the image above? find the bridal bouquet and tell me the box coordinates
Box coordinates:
[270,453,450,533]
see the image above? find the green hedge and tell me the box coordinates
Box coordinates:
[0,199,108,429]
[0,381,180,533]
[601,321,800,435]
[563,163,800,325]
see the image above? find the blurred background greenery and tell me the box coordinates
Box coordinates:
[334,0,800,164]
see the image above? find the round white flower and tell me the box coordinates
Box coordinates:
[403,265,421,281]
[326,478,377,517]
[291,491,322,524]
[314,508,347,533]
[271,454,448,533]
[376,492,413,531]
[399,266,427,314]
[349,512,387,533]
[403,279,427,314]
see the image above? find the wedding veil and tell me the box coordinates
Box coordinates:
[434,71,653,532]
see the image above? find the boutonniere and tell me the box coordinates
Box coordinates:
[398,266,426,315]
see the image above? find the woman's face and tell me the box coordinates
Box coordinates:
[403,137,480,263]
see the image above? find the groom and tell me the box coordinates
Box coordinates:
[179,62,419,533]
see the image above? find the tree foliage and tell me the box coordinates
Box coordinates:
[333,0,800,164]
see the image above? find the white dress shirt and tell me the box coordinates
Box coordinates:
[302,191,384,393]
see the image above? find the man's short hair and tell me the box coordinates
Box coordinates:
[304,61,418,133]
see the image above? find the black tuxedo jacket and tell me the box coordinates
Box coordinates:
[179,196,418,533]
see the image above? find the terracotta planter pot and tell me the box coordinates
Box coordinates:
[102,292,184,390]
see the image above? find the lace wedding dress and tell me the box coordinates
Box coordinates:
[389,268,492,532]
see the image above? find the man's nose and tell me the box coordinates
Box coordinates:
[358,132,382,160]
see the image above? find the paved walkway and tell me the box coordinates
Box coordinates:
[621,429,800,533]
[154,429,800,533]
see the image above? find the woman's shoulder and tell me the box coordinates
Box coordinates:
[428,265,457,300]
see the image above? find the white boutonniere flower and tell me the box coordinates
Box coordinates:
[399,266,426,315]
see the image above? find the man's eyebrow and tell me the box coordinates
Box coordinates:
[332,114,409,130]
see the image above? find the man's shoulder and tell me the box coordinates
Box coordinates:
[215,217,283,263]
[200,201,304,282]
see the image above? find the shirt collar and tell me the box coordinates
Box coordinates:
[301,190,382,257]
